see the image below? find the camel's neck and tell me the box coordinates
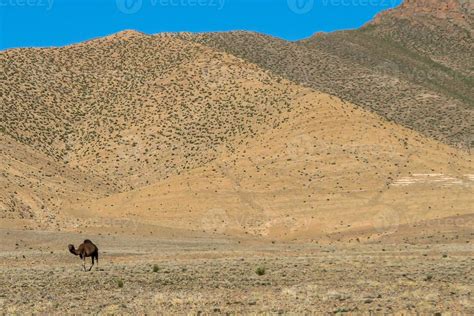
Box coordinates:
[69,246,80,256]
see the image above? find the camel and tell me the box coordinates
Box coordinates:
[68,239,99,272]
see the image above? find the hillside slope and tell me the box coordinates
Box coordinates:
[1,28,472,239]
[1,31,301,192]
[65,90,473,240]
[181,0,473,148]
[0,134,113,228]
[1,31,313,225]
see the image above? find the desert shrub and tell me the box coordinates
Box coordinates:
[255,266,266,276]
[153,264,160,273]
[117,279,124,288]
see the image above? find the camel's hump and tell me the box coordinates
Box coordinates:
[83,239,93,244]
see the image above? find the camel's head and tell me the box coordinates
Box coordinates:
[68,244,76,254]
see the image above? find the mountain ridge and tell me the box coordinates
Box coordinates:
[371,0,474,27]
[180,0,473,148]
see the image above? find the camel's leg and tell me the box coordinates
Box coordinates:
[89,256,94,271]
[83,256,87,272]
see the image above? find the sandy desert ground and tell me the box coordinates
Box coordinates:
[0,218,472,314]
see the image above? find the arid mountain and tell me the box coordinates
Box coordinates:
[1,4,473,238]
[0,31,319,226]
[67,88,473,240]
[1,31,299,192]
[183,0,473,148]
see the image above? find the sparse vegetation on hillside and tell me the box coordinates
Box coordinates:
[180,1,473,149]
[0,8,472,234]
[0,33,297,191]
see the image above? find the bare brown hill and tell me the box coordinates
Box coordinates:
[181,0,473,148]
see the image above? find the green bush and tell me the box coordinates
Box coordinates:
[117,279,124,288]
[255,266,266,276]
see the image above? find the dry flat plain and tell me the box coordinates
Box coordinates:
[0,219,473,314]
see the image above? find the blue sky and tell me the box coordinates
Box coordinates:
[0,0,402,50]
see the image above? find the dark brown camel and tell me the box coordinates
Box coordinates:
[68,239,99,272]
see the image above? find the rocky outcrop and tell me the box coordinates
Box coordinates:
[372,0,473,27]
